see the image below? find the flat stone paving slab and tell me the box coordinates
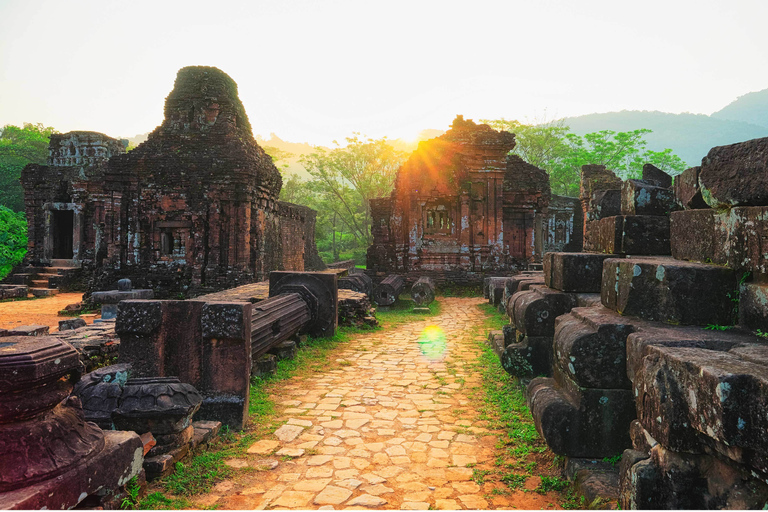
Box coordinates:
[190,297,563,510]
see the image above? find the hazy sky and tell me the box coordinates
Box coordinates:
[2,0,768,146]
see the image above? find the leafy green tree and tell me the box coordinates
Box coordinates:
[299,136,407,262]
[0,206,27,279]
[0,123,57,211]
[482,119,686,196]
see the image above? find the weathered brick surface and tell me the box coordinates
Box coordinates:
[367,116,579,275]
[20,67,322,298]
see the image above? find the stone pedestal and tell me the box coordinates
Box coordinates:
[0,336,142,509]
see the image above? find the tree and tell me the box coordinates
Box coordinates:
[481,119,687,196]
[300,135,407,250]
[0,123,57,211]
[0,206,27,279]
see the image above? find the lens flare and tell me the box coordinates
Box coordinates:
[418,324,447,360]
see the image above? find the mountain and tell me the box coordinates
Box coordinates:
[560,110,768,167]
[711,88,768,128]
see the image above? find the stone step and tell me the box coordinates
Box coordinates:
[584,215,670,255]
[30,288,59,297]
[50,259,78,268]
[601,257,737,326]
[30,279,49,288]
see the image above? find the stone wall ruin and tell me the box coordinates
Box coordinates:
[367,116,582,280]
[487,142,768,508]
[19,66,323,298]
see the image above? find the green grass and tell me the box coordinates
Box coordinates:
[374,296,441,327]
[476,302,509,331]
[538,476,569,493]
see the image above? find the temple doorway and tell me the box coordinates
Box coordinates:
[52,210,74,259]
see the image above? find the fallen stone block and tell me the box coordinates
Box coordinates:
[502,336,551,378]
[58,318,87,331]
[699,137,768,208]
[621,179,678,217]
[511,287,578,339]
[634,344,768,474]
[487,330,505,359]
[587,215,670,255]
[544,252,616,293]
[619,442,768,510]
[669,209,715,263]
[553,307,636,390]
[673,166,708,209]
[527,374,635,458]
[589,189,621,220]
[641,164,673,189]
[601,257,736,326]
[739,282,768,331]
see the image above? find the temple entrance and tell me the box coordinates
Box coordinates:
[52,210,74,259]
[504,210,534,260]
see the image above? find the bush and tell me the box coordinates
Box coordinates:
[0,207,27,279]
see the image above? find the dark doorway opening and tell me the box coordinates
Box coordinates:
[52,210,74,259]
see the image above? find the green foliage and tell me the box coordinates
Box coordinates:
[137,492,192,510]
[120,476,141,509]
[602,453,623,466]
[0,206,27,279]
[538,475,570,493]
[704,324,732,331]
[284,135,407,264]
[480,118,687,196]
[0,123,56,211]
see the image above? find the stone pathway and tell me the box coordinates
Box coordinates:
[192,297,558,510]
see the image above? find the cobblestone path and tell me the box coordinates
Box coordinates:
[193,297,558,510]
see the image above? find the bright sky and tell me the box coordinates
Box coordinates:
[2,0,768,146]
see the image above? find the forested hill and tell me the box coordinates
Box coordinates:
[711,88,768,128]
[561,110,768,167]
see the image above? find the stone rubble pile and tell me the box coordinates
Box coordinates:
[489,147,768,509]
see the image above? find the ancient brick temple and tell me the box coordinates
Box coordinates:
[367,116,581,276]
[20,66,322,296]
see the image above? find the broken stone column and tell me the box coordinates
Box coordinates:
[411,276,436,306]
[0,336,143,510]
[338,272,373,298]
[251,271,338,367]
[375,274,405,306]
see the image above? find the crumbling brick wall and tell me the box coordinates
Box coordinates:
[18,67,322,297]
[368,116,580,273]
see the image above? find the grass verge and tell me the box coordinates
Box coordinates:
[462,302,581,509]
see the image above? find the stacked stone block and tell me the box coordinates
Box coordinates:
[491,143,768,508]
